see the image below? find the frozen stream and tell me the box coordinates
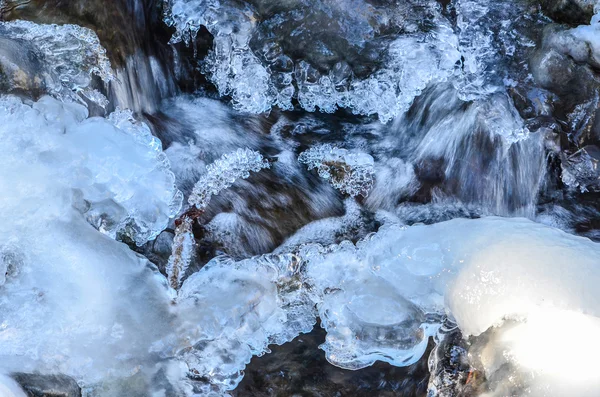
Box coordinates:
[0,0,600,396]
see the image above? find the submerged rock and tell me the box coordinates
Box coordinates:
[11,373,81,397]
[540,0,597,25]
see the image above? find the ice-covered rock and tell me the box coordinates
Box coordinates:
[0,96,181,245]
[0,20,113,104]
[298,144,375,197]
[174,253,316,394]
[163,0,460,121]
[300,216,600,396]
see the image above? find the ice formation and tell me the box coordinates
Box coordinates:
[301,217,600,395]
[188,148,271,210]
[157,216,600,395]
[298,144,375,197]
[163,0,460,121]
[0,20,113,103]
[175,253,316,394]
[0,95,181,387]
[0,375,26,397]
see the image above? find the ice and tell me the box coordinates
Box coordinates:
[298,144,375,197]
[0,375,26,397]
[188,148,271,210]
[163,0,460,121]
[0,20,113,103]
[561,145,600,192]
[174,253,316,394]
[0,96,181,389]
[0,96,182,245]
[283,216,600,395]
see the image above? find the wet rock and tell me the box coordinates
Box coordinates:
[11,373,81,397]
[0,37,46,97]
[530,24,600,147]
[427,325,484,397]
[539,0,596,25]
[561,145,600,191]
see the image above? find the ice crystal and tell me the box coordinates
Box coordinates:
[298,144,375,197]
[188,148,271,209]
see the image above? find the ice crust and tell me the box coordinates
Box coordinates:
[188,148,270,210]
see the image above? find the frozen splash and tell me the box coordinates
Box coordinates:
[299,144,375,197]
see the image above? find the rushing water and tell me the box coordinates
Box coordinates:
[0,0,600,396]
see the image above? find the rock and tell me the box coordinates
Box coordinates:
[561,145,600,192]
[530,24,600,147]
[10,373,81,397]
[540,0,597,25]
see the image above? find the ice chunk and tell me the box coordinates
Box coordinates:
[293,216,600,395]
[163,0,460,121]
[188,148,270,210]
[0,96,182,245]
[298,144,375,197]
[0,95,180,388]
[561,145,600,192]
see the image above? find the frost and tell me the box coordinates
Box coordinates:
[298,144,375,197]
[167,217,195,290]
[0,20,113,104]
[188,148,271,210]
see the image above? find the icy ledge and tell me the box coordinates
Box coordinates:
[171,215,600,395]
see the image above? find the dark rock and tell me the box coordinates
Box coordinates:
[11,373,81,397]
[539,0,596,25]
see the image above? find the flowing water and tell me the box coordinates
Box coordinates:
[0,0,600,396]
